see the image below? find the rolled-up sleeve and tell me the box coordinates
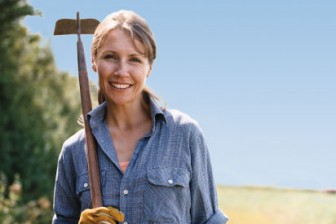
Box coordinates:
[189,128,228,224]
[206,210,229,224]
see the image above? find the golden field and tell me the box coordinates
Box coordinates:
[217,185,336,224]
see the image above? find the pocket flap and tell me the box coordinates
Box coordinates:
[76,171,105,195]
[76,172,90,195]
[147,167,190,187]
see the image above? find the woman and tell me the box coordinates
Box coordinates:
[53,10,228,224]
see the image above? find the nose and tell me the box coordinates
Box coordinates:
[114,60,129,76]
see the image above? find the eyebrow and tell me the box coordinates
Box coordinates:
[102,50,146,57]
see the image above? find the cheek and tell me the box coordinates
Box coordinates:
[139,66,151,79]
[97,73,106,89]
[97,63,112,78]
[97,66,110,89]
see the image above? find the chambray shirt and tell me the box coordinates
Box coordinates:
[52,97,228,224]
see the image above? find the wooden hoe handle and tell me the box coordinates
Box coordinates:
[76,13,103,208]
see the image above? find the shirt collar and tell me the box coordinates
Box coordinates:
[87,96,166,130]
[149,96,166,124]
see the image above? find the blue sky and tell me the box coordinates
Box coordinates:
[25,0,336,190]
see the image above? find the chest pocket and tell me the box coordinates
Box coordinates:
[147,167,190,187]
[76,170,106,210]
[144,167,191,223]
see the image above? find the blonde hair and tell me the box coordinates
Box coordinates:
[91,10,158,104]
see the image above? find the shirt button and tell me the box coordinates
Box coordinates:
[168,179,173,184]
[123,189,128,195]
[83,183,88,188]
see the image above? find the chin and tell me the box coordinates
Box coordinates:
[106,96,131,105]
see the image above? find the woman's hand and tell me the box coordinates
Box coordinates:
[78,206,124,224]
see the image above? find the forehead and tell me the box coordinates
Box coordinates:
[100,28,145,55]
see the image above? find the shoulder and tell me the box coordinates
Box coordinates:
[164,108,198,126]
[163,108,203,136]
[57,129,88,174]
[63,128,85,148]
[60,129,86,159]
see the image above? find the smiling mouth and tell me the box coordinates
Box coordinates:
[111,83,132,89]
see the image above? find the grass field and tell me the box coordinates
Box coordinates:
[217,185,336,224]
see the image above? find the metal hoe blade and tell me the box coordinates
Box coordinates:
[54,18,99,35]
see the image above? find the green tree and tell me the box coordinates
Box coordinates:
[0,0,82,202]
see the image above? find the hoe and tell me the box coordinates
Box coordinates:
[54,12,102,207]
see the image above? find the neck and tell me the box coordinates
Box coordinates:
[105,98,151,131]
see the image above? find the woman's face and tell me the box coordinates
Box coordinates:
[93,29,151,106]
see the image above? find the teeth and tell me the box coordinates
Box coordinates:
[112,83,131,89]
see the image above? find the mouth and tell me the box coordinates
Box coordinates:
[110,83,132,90]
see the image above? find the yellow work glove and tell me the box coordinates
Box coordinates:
[78,206,124,224]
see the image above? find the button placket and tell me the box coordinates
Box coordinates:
[119,181,129,222]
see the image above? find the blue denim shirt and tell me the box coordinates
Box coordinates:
[52,97,228,224]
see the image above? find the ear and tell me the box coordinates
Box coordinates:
[92,59,97,72]
[147,65,152,77]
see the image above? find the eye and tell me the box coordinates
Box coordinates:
[130,57,142,63]
[102,54,117,60]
